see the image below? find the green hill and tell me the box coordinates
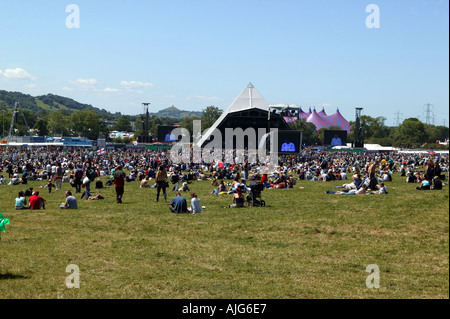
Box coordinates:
[151,105,202,118]
[0,91,203,119]
[0,90,114,118]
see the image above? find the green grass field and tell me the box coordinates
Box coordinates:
[0,173,448,299]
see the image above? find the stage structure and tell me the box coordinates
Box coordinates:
[352,107,364,148]
[196,83,291,149]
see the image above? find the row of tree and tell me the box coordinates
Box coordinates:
[0,108,109,140]
[0,104,447,149]
[289,115,449,149]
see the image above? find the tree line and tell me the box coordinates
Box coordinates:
[289,115,449,149]
[0,103,447,149]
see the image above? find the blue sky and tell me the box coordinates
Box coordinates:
[0,0,448,126]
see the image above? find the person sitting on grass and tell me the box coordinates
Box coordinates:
[180,182,190,192]
[380,169,392,182]
[60,191,78,209]
[211,180,227,195]
[15,191,30,210]
[29,191,46,210]
[24,187,34,197]
[140,177,150,188]
[431,176,443,190]
[416,179,431,190]
[229,187,245,208]
[188,193,202,214]
[406,170,417,183]
[373,182,388,194]
[9,173,21,185]
[169,192,188,214]
[227,178,241,193]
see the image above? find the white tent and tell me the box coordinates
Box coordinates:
[196,83,270,147]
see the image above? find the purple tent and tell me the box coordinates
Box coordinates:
[298,107,309,119]
[318,107,327,117]
[304,107,312,118]
[324,108,352,133]
[307,109,333,131]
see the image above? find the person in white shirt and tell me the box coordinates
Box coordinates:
[188,193,202,214]
[374,182,388,194]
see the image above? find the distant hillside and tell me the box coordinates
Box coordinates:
[0,90,116,119]
[151,106,202,118]
[0,91,203,121]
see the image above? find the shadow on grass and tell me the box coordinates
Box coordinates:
[0,273,30,280]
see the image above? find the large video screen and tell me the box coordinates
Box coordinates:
[157,125,180,142]
[278,131,301,153]
[324,130,347,146]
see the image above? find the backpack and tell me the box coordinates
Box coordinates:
[88,170,98,181]
[95,180,104,189]
[75,170,83,180]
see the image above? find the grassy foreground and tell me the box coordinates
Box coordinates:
[0,174,448,299]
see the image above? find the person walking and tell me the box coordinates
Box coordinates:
[55,162,63,191]
[113,165,126,203]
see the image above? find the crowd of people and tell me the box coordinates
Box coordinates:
[0,146,448,213]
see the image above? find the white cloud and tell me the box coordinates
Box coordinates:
[0,67,37,80]
[103,87,120,92]
[194,95,222,101]
[120,80,154,89]
[69,78,98,88]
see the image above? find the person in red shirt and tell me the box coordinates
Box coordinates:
[29,191,46,210]
[113,165,126,204]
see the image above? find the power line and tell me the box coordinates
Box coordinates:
[394,110,403,126]
[423,103,434,125]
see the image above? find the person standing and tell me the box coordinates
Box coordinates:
[74,166,84,193]
[55,162,63,191]
[368,159,379,190]
[243,160,250,181]
[155,166,168,202]
[113,165,126,204]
